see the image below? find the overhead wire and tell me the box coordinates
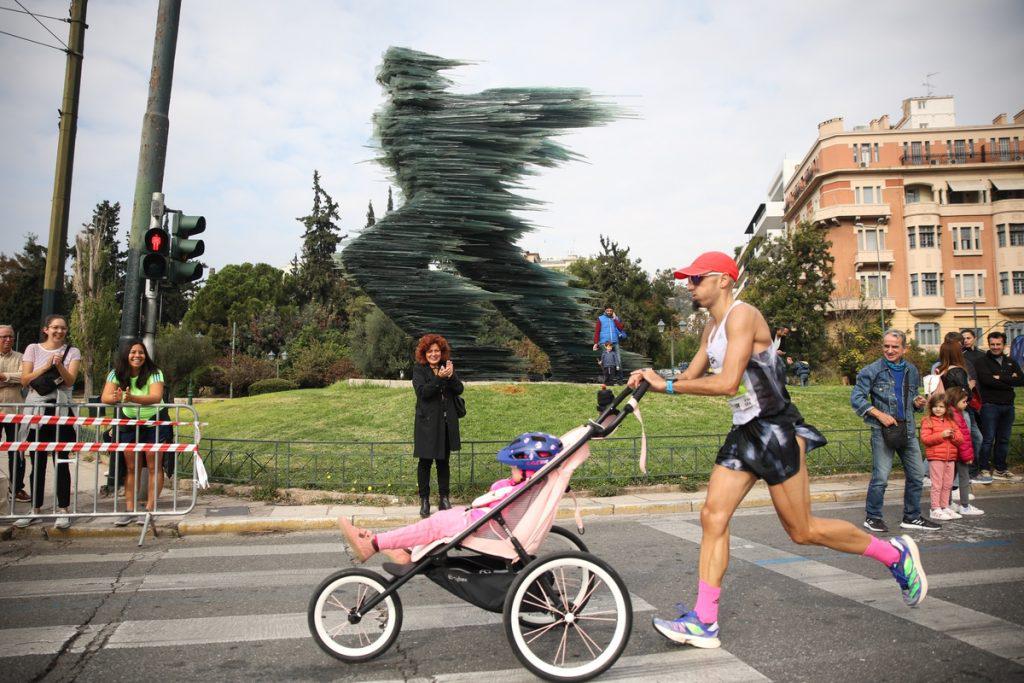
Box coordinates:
[0,26,65,52]
[13,0,68,50]
[0,5,70,23]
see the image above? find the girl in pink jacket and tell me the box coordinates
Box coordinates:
[919,392,961,521]
[944,387,984,516]
[338,432,562,564]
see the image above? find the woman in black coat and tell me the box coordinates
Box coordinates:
[412,333,464,517]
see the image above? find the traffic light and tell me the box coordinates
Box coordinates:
[142,225,170,280]
[167,211,206,284]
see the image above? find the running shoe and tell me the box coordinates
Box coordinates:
[863,517,888,533]
[652,606,721,648]
[12,517,37,528]
[929,508,950,521]
[113,515,135,527]
[888,535,927,607]
[942,507,962,520]
[901,517,941,530]
[54,510,71,530]
[958,504,985,516]
[971,470,993,484]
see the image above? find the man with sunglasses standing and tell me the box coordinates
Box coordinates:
[0,325,28,504]
[628,251,927,650]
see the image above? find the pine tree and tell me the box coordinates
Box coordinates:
[366,200,375,227]
[295,171,347,308]
[0,235,47,349]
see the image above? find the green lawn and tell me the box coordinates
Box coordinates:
[196,382,885,443]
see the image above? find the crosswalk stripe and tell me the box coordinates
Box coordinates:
[375,648,770,682]
[0,594,656,656]
[643,520,1024,664]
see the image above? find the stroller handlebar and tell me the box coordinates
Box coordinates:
[592,379,650,437]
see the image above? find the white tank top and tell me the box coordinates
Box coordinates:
[706,301,791,425]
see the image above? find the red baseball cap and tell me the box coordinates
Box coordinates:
[673,251,739,281]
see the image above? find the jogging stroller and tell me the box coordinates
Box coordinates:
[308,381,650,682]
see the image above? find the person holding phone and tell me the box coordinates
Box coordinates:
[412,334,464,518]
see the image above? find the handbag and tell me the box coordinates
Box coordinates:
[880,420,909,449]
[453,394,467,419]
[28,346,71,396]
[969,387,982,412]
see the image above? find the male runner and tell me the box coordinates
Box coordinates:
[628,251,926,649]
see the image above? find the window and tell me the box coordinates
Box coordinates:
[999,137,1011,161]
[922,272,939,296]
[952,225,981,253]
[1011,224,1024,247]
[918,225,936,248]
[860,273,888,298]
[917,100,926,109]
[916,323,940,346]
[1014,271,1024,295]
[910,141,922,164]
[858,226,884,251]
[954,139,967,163]
[910,273,919,296]
[873,143,880,162]
[905,187,920,204]
[998,224,1006,247]
[1001,272,1009,295]
[1007,322,1024,345]
[908,227,917,249]
[954,272,985,300]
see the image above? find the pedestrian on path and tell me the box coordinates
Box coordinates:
[412,334,464,518]
[0,324,28,504]
[919,392,961,521]
[852,329,939,533]
[944,387,983,516]
[13,315,80,530]
[973,331,1024,482]
[628,251,927,651]
[101,340,171,526]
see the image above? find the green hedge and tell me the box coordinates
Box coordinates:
[249,378,299,396]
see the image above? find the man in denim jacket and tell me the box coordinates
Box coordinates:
[851,329,940,533]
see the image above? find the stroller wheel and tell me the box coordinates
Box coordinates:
[518,527,591,627]
[504,551,631,682]
[308,568,402,662]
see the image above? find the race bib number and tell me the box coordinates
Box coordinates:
[727,383,756,413]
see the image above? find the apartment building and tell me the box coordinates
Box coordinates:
[737,159,798,293]
[782,95,1024,347]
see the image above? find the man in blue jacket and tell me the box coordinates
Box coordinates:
[851,329,940,533]
[592,305,625,353]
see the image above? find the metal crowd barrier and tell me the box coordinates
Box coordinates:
[0,402,207,545]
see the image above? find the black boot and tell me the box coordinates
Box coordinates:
[438,495,452,511]
[419,496,430,518]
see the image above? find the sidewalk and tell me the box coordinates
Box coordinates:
[4,473,1023,540]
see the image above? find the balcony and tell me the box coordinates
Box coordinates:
[855,249,894,267]
[900,147,1024,166]
[811,203,891,224]
[831,297,896,312]
[903,201,940,218]
[998,293,1024,316]
[908,295,945,316]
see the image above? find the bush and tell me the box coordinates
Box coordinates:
[204,354,275,396]
[249,378,299,396]
[286,338,355,388]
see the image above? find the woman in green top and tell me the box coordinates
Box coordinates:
[101,340,168,526]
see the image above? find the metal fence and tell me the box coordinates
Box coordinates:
[1,402,204,544]
[200,423,1024,494]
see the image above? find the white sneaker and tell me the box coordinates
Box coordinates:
[943,507,962,519]
[958,504,985,516]
[930,508,950,521]
[54,509,71,530]
[949,502,960,513]
[12,517,37,528]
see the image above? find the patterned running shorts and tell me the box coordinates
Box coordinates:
[715,403,827,485]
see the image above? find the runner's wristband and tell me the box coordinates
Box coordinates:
[664,379,674,395]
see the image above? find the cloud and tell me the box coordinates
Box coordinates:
[2,0,1022,278]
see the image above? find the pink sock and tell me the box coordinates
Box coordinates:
[694,580,721,624]
[862,536,899,567]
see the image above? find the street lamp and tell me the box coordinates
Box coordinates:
[658,318,677,370]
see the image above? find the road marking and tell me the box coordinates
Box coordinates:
[5,542,345,566]
[0,594,656,656]
[376,648,770,682]
[644,520,1024,664]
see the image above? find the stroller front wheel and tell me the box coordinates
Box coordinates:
[308,568,403,662]
[504,551,632,682]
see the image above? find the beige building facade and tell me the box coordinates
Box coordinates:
[782,96,1024,347]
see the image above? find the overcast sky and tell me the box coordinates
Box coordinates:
[2,0,1022,277]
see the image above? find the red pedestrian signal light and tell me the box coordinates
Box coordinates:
[142,227,170,280]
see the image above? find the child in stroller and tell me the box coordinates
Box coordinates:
[338,432,562,565]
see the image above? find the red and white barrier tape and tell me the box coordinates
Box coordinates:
[0,441,198,453]
[0,413,202,428]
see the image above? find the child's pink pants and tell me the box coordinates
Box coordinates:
[928,460,955,511]
[375,507,473,550]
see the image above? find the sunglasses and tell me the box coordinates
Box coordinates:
[688,272,722,286]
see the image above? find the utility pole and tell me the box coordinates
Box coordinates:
[120,0,181,351]
[41,0,88,320]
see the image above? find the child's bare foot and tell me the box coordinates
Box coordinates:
[382,548,412,564]
[337,517,375,562]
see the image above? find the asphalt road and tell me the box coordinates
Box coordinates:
[0,492,1022,682]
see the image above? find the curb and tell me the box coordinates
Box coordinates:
[4,480,1022,540]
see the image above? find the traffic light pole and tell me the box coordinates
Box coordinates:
[41,0,88,321]
[120,0,181,350]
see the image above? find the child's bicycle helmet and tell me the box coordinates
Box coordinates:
[497,432,563,471]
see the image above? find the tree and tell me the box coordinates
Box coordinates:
[69,228,120,396]
[155,324,216,398]
[348,307,414,378]
[366,200,375,227]
[0,235,47,349]
[740,221,836,365]
[386,186,394,213]
[295,171,346,310]
[182,263,297,350]
[566,236,674,364]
